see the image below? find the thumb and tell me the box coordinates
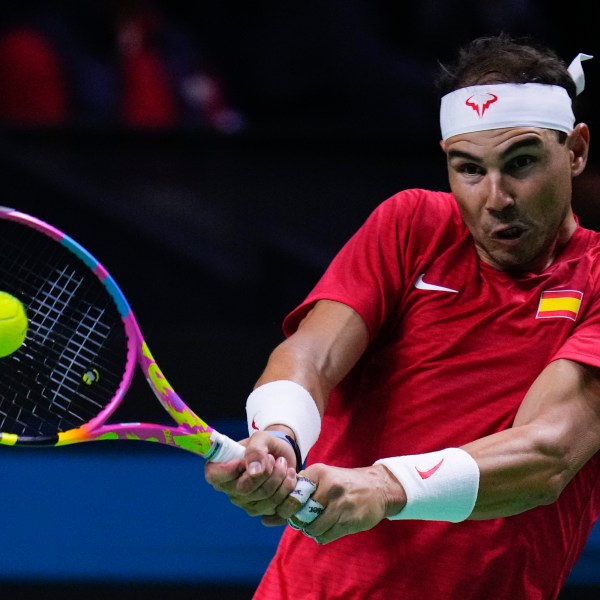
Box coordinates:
[243,432,276,477]
[245,430,296,476]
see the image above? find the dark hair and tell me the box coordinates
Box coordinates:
[436,34,576,100]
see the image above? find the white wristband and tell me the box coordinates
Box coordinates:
[246,380,321,463]
[374,448,480,523]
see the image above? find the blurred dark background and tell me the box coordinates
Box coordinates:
[1,1,599,598]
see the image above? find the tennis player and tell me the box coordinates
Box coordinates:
[205,34,599,599]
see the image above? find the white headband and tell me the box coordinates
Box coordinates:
[440,53,593,141]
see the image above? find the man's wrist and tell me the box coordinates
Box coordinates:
[374,448,480,522]
[246,380,321,462]
[374,463,407,518]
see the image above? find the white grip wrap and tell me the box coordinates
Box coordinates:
[375,448,480,523]
[246,380,321,463]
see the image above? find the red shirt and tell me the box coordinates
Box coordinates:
[255,189,600,600]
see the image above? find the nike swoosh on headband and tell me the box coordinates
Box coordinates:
[414,274,459,294]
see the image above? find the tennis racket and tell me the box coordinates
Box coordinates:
[0,206,244,462]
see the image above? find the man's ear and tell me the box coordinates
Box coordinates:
[568,123,590,177]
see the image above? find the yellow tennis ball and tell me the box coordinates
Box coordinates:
[0,291,28,358]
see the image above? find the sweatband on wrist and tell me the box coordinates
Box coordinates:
[246,380,321,463]
[263,430,303,471]
[374,448,480,523]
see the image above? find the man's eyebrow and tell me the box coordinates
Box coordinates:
[447,137,544,162]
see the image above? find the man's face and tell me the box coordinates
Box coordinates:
[443,126,586,273]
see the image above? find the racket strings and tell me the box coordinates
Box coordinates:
[31,267,109,420]
[0,220,129,437]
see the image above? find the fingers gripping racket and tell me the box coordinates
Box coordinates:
[0,206,244,462]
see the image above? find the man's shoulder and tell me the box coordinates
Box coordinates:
[386,187,455,205]
[376,188,462,232]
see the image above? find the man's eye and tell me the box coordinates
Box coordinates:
[460,163,483,176]
[509,155,535,170]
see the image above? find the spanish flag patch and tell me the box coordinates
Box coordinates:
[536,290,583,321]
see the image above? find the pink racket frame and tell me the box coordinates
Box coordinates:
[0,207,244,463]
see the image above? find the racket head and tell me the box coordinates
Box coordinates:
[0,207,137,443]
[0,207,246,462]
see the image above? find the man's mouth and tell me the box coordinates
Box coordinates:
[494,226,526,240]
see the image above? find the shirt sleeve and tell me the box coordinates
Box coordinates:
[551,293,600,369]
[283,190,426,339]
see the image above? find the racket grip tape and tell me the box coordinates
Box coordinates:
[208,432,245,462]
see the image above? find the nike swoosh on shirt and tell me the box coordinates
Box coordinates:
[415,458,445,480]
[414,273,459,294]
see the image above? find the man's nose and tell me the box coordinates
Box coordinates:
[484,174,515,213]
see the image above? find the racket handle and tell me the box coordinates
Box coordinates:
[210,433,322,527]
[209,431,246,462]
